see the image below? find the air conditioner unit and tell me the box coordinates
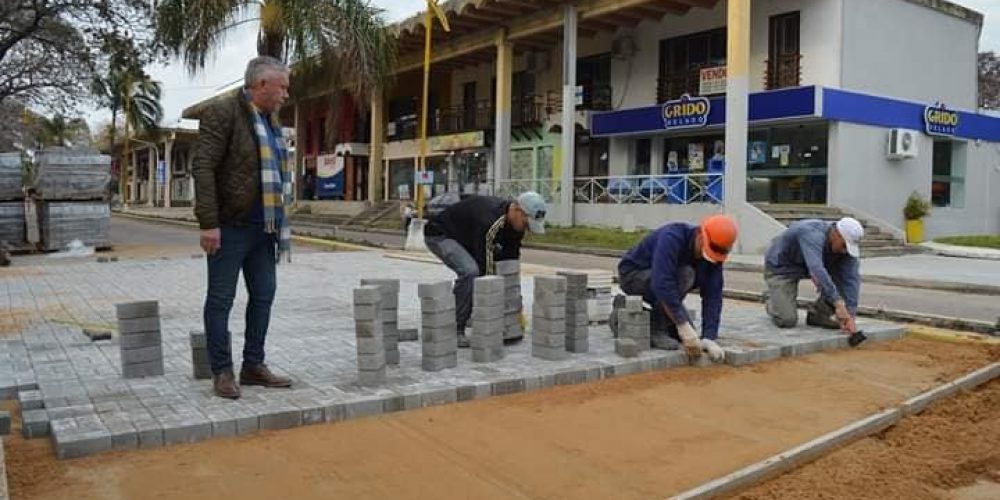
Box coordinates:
[887,128,918,160]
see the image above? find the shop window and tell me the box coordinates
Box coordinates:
[576,137,609,177]
[932,141,966,208]
[631,139,651,176]
[663,134,724,173]
[511,148,534,180]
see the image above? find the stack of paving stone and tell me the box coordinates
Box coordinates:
[0,202,25,247]
[18,389,50,439]
[0,153,23,200]
[471,276,505,363]
[418,281,458,371]
[0,153,25,248]
[495,259,524,341]
[359,278,401,364]
[190,330,212,379]
[615,296,650,357]
[39,201,111,251]
[116,301,164,378]
[585,270,615,323]
[30,149,112,251]
[31,150,112,200]
[557,270,590,353]
[353,286,386,386]
[531,275,569,361]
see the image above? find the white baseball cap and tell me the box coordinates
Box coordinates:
[836,217,864,258]
[517,191,547,234]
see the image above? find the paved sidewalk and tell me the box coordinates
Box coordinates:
[726,253,1000,293]
[0,251,902,460]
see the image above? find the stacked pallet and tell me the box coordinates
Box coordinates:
[32,150,112,251]
[0,154,25,248]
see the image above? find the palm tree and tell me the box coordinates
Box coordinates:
[92,65,163,200]
[91,67,163,154]
[153,0,397,102]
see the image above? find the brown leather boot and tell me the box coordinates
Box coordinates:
[213,369,241,399]
[240,363,292,388]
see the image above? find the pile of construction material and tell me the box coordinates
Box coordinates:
[32,150,112,251]
[0,154,25,251]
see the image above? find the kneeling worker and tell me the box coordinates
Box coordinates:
[764,217,864,334]
[614,215,739,361]
[424,191,548,347]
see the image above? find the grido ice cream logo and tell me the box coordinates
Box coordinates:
[662,94,711,130]
[924,103,959,136]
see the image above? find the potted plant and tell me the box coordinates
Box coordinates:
[903,191,931,243]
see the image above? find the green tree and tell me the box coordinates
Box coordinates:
[153,0,397,102]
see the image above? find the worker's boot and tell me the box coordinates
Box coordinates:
[806,299,840,330]
[240,363,292,388]
[649,314,680,350]
[456,330,470,348]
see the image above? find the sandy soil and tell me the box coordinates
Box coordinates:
[739,378,1000,500]
[4,338,997,500]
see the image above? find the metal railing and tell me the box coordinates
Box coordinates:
[657,68,707,103]
[493,178,561,203]
[765,53,802,90]
[573,174,723,205]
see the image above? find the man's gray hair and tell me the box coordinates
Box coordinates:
[244,56,289,88]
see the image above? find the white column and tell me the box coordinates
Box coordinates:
[560,3,578,225]
[163,137,174,208]
[724,0,750,213]
[494,30,513,189]
[147,146,156,207]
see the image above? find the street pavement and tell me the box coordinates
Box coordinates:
[0,219,905,459]
[324,225,1000,324]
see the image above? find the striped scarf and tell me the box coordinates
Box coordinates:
[247,96,292,262]
[484,215,506,275]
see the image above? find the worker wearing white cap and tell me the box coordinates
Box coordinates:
[763,217,864,334]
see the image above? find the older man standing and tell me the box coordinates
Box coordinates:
[193,56,293,399]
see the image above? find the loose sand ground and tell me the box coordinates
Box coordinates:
[3,337,996,500]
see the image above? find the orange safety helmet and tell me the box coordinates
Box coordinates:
[700,214,738,263]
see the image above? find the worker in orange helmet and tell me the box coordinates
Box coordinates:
[611,215,739,361]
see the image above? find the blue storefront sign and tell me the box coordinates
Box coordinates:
[924,103,959,137]
[661,94,711,130]
[316,154,345,199]
[592,86,1000,143]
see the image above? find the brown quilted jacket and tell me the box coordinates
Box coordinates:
[192,90,262,230]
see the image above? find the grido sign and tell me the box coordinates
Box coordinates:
[924,103,959,136]
[662,94,711,130]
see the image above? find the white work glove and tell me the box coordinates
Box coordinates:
[701,338,725,363]
[677,323,702,359]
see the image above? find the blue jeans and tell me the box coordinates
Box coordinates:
[425,236,479,332]
[203,225,277,374]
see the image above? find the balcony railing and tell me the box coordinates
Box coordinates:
[580,84,613,111]
[574,174,723,205]
[657,68,706,103]
[765,53,802,90]
[494,174,724,205]
[494,178,561,203]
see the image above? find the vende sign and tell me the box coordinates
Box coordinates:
[699,66,727,95]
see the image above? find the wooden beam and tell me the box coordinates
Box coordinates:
[396,0,665,73]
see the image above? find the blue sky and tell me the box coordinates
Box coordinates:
[88,0,1000,127]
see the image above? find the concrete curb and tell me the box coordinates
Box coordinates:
[922,241,1000,261]
[669,361,1000,500]
[726,261,1000,296]
[722,289,998,336]
[0,437,7,500]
